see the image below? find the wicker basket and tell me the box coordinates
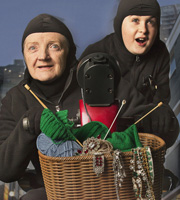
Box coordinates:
[38,133,166,200]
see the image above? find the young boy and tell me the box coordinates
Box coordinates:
[80,0,179,148]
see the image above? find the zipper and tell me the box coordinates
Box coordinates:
[57,67,74,105]
[131,55,141,87]
[136,55,140,62]
[55,105,60,112]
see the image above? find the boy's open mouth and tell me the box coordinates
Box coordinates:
[135,38,147,46]
[135,38,147,45]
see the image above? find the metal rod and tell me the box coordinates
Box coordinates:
[104,100,126,140]
[134,102,163,125]
[24,84,48,109]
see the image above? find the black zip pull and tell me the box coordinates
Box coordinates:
[136,55,140,62]
[55,105,60,112]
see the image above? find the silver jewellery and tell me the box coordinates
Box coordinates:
[93,152,105,176]
[82,137,113,155]
[82,138,155,200]
[82,137,101,155]
[144,146,154,184]
[82,137,113,176]
[113,150,126,200]
[129,147,155,200]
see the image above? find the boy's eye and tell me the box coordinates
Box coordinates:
[147,19,156,26]
[132,18,139,23]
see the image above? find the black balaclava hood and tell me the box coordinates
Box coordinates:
[113,0,161,47]
[22,14,77,98]
[22,13,76,66]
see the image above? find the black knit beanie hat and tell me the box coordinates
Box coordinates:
[22,13,76,62]
[114,0,161,42]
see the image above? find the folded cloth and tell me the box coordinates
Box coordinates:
[37,133,82,157]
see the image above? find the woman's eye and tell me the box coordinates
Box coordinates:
[49,44,61,50]
[29,46,36,50]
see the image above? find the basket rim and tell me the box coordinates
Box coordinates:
[38,133,166,161]
[138,132,166,151]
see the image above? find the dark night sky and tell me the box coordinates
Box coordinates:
[0,0,180,66]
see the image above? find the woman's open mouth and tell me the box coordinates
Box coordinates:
[38,65,53,70]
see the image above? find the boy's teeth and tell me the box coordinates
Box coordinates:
[136,38,145,43]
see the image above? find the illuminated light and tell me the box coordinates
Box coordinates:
[9,191,15,197]
[19,75,22,78]
[8,70,12,73]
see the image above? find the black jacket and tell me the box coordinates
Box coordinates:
[80,34,171,116]
[0,65,81,184]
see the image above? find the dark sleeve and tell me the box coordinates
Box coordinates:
[154,44,179,147]
[0,91,37,182]
[153,43,170,104]
[161,106,179,149]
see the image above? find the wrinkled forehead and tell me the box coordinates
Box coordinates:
[24,32,69,46]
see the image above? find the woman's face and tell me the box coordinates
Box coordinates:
[23,32,69,82]
[121,15,158,55]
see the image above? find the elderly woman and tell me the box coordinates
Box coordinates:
[0,14,81,200]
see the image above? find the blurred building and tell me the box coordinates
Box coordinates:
[0,60,25,102]
[0,60,25,199]
[160,4,180,42]
[163,10,180,199]
[0,67,4,102]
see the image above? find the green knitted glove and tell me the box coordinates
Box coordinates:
[73,121,109,143]
[40,109,76,143]
[107,124,142,151]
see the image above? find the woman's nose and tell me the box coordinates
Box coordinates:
[38,47,50,60]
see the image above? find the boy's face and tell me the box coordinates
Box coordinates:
[121,15,158,55]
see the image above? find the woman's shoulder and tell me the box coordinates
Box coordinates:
[1,79,28,105]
